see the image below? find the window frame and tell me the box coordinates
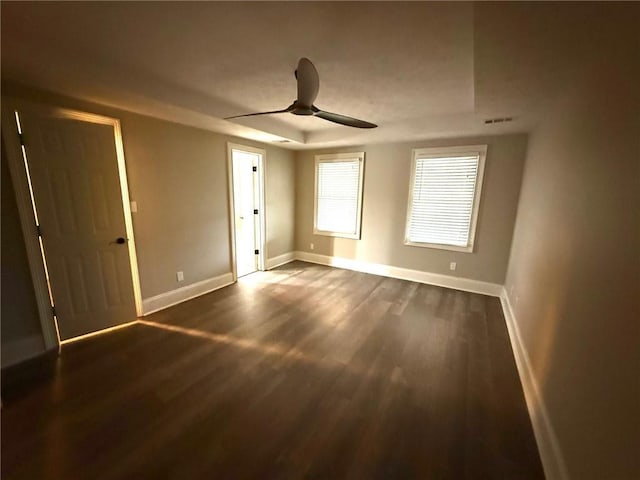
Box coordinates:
[404,145,487,253]
[313,152,365,240]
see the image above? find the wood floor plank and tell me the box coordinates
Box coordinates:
[1,261,544,479]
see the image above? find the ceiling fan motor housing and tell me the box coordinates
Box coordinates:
[291,102,315,116]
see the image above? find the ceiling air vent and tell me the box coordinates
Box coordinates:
[272,139,291,143]
[484,117,514,124]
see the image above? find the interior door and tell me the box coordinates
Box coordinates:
[232,150,260,278]
[17,106,138,340]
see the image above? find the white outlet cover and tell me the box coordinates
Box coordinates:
[310,243,314,250]
[176,271,184,282]
[130,201,138,213]
[449,262,457,271]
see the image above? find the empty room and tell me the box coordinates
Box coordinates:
[1,2,638,479]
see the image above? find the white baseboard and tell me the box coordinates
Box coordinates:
[142,272,234,315]
[294,251,502,297]
[266,251,296,270]
[1,334,46,368]
[500,289,570,480]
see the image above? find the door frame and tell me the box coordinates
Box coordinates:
[226,142,266,281]
[1,99,143,349]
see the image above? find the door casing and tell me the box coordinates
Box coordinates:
[1,99,143,350]
[226,142,266,281]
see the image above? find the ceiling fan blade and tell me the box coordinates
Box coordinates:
[313,108,377,129]
[296,58,319,107]
[224,106,293,120]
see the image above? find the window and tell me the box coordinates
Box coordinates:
[314,152,365,239]
[405,145,487,252]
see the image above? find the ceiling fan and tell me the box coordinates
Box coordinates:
[225,58,377,129]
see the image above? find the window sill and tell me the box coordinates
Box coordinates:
[314,229,361,240]
[404,240,474,253]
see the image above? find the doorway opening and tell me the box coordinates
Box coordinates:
[227,144,266,279]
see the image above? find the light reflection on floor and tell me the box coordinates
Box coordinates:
[138,319,313,363]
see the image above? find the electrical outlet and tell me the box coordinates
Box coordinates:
[130,201,138,213]
[310,243,314,250]
[449,262,457,271]
[176,271,184,282]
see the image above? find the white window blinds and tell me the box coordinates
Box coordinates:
[314,154,364,238]
[406,147,486,251]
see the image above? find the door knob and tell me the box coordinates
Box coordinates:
[115,237,127,244]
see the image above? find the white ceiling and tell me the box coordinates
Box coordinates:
[0,2,608,150]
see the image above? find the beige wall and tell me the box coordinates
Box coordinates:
[117,116,294,297]
[295,134,527,284]
[265,147,296,259]
[120,114,232,298]
[503,16,640,480]
[1,83,295,363]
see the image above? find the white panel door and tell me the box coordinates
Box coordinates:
[18,107,137,340]
[232,151,260,278]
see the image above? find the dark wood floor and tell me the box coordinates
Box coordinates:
[1,261,544,479]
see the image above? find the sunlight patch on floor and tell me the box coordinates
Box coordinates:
[138,319,312,362]
[60,320,139,346]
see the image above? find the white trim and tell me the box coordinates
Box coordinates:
[141,272,234,315]
[404,144,487,253]
[226,145,237,280]
[227,143,267,281]
[500,289,570,480]
[112,119,144,317]
[1,102,59,350]
[257,149,267,271]
[1,334,47,368]
[265,252,296,270]
[313,152,365,240]
[294,251,502,297]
